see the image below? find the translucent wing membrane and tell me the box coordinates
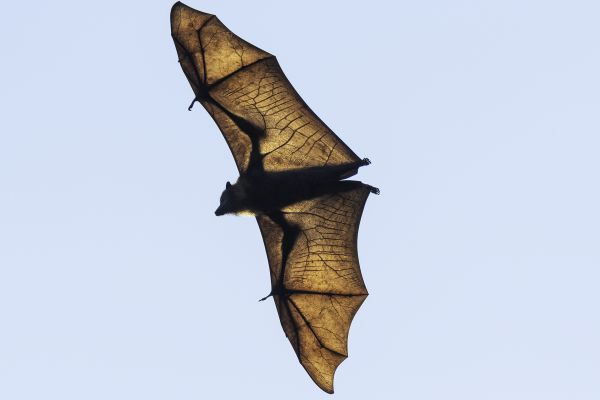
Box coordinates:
[171,2,360,174]
[257,185,370,393]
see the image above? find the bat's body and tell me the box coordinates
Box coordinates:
[170,2,378,393]
[215,159,377,216]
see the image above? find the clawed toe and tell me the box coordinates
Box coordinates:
[362,158,371,165]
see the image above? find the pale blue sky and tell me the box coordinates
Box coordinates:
[1,1,599,399]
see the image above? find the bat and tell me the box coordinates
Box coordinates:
[170,2,378,393]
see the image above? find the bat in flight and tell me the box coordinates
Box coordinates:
[170,2,378,393]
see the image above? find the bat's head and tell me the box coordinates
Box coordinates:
[215,181,249,216]
[215,181,235,215]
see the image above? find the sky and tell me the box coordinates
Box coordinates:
[1,0,599,399]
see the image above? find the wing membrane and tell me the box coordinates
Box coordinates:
[171,2,361,174]
[256,184,371,393]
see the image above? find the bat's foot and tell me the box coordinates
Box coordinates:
[369,185,380,195]
[188,96,199,111]
[361,158,371,166]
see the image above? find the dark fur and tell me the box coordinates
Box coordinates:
[215,159,377,216]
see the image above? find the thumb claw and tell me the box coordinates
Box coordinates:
[259,292,273,302]
[188,96,198,111]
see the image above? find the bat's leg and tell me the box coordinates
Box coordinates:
[332,158,373,180]
[330,180,380,196]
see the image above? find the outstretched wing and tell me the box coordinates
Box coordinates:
[256,183,371,393]
[170,2,361,174]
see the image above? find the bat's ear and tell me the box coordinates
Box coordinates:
[226,181,232,189]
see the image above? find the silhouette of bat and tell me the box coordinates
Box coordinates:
[170,2,378,393]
